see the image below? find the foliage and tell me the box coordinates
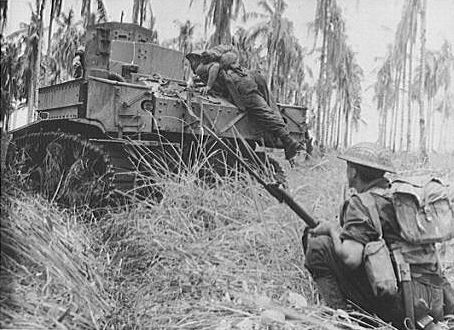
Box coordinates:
[47,9,83,83]
[0,37,23,128]
[0,0,8,32]
[6,151,449,328]
[192,0,246,47]
[311,0,362,149]
[375,0,453,153]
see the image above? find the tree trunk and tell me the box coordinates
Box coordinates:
[392,68,401,151]
[34,2,45,119]
[406,37,414,151]
[322,79,332,147]
[343,96,349,149]
[426,97,432,151]
[418,0,427,158]
[46,1,56,85]
[399,49,407,151]
[430,99,436,151]
[315,0,329,145]
[27,71,35,123]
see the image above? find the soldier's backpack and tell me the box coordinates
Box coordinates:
[390,177,454,244]
[201,45,239,70]
[357,177,454,297]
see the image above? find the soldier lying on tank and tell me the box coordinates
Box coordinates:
[73,46,86,79]
[185,50,302,162]
[304,142,454,330]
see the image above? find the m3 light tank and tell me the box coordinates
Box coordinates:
[6,22,311,206]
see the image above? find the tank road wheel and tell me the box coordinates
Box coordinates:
[6,132,112,207]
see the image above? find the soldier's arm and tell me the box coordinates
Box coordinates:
[328,223,364,269]
[205,62,220,92]
[311,221,364,269]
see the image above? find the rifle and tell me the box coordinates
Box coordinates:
[203,127,318,229]
[179,90,318,229]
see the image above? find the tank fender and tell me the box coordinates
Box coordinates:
[9,118,107,139]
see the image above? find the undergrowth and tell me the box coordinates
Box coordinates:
[1,150,453,329]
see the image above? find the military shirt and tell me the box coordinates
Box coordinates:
[339,177,442,285]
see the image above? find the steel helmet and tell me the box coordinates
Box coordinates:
[338,142,395,173]
[75,46,85,56]
[185,51,202,61]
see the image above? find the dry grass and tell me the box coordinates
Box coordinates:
[0,181,109,329]
[1,148,453,329]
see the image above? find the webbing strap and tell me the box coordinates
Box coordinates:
[356,192,383,238]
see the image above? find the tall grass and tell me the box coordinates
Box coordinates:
[1,146,453,329]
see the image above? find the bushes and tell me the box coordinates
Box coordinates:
[2,151,452,329]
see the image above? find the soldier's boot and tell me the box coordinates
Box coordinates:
[280,134,302,161]
[314,276,347,309]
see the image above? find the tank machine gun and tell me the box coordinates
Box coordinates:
[7,22,311,205]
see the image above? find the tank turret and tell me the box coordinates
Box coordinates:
[84,22,187,82]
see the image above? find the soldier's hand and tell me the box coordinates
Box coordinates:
[200,86,211,96]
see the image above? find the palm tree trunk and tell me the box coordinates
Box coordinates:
[430,99,435,151]
[267,51,277,92]
[406,38,414,151]
[28,0,46,124]
[392,68,402,151]
[426,97,431,151]
[315,0,329,145]
[324,84,332,147]
[418,0,427,158]
[343,96,349,148]
[399,50,407,151]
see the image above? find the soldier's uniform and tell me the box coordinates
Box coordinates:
[304,143,454,329]
[186,50,301,160]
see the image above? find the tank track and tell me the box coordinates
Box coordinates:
[6,132,114,207]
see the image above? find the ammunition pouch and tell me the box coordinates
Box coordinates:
[357,192,398,296]
[363,239,398,296]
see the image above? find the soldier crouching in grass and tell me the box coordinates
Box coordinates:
[304,142,454,330]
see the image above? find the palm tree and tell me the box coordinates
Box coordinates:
[405,0,419,151]
[175,20,195,55]
[81,0,91,28]
[248,0,291,89]
[435,41,453,152]
[81,0,106,28]
[232,26,260,68]
[132,0,148,26]
[417,0,427,158]
[374,47,395,148]
[1,37,22,131]
[0,0,8,34]
[191,0,245,47]
[19,0,45,124]
[132,0,157,41]
[309,0,362,148]
[46,0,63,84]
[49,9,83,82]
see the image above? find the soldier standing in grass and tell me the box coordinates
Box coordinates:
[304,142,454,329]
[185,48,303,162]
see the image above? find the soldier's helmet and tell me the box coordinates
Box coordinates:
[338,142,395,173]
[75,46,86,56]
[186,51,202,61]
